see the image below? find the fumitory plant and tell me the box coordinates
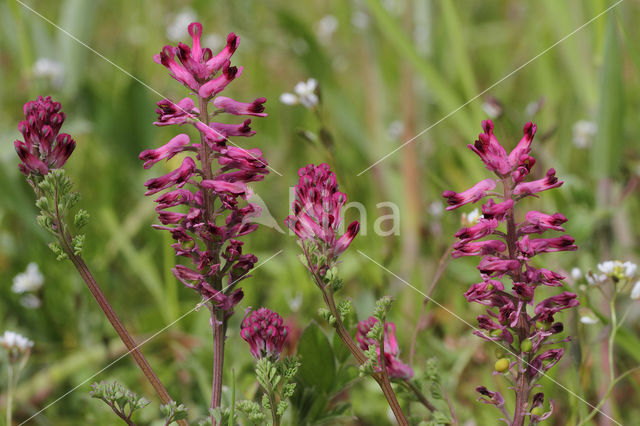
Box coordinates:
[286,163,431,425]
[144,21,268,421]
[13,96,183,422]
[443,120,578,425]
[238,307,299,426]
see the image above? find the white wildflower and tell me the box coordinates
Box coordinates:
[316,15,338,43]
[352,11,369,30]
[12,263,44,294]
[0,331,33,362]
[280,78,319,109]
[571,267,582,281]
[580,316,598,325]
[572,120,597,149]
[481,98,502,119]
[32,58,64,88]
[597,260,637,281]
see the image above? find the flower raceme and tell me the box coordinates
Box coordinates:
[285,164,360,276]
[144,22,268,317]
[356,317,414,380]
[14,96,76,177]
[443,119,578,424]
[241,308,289,360]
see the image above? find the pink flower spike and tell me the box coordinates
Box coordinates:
[198,62,243,98]
[206,33,240,75]
[443,178,496,210]
[213,96,268,117]
[14,96,76,176]
[507,122,537,168]
[467,119,510,175]
[241,307,288,360]
[139,133,191,169]
[513,168,563,196]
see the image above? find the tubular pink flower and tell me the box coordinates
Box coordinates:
[534,292,579,323]
[198,62,243,98]
[517,235,577,257]
[455,218,499,242]
[154,98,198,126]
[212,96,268,117]
[240,308,289,360]
[477,256,520,278]
[442,178,496,210]
[513,168,563,196]
[154,46,200,91]
[464,280,504,305]
[14,96,76,176]
[507,122,537,169]
[481,199,514,220]
[201,179,248,197]
[139,134,191,169]
[452,239,506,258]
[520,211,567,234]
[144,156,196,196]
[356,317,414,379]
[206,33,240,75]
[467,120,510,175]
[210,119,255,137]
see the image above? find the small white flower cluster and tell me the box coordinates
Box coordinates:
[0,331,33,362]
[12,263,44,309]
[280,79,319,109]
[582,260,640,300]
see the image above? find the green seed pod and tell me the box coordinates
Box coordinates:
[494,357,510,372]
[521,339,533,352]
[531,406,544,417]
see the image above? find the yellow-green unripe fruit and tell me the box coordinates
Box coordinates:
[531,406,544,417]
[494,357,509,372]
[520,339,533,352]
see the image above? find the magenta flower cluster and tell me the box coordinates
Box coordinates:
[241,308,289,360]
[14,96,76,177]
[285,164,359,277]
[142,22,268,316]
[356,317,414,380]
[443,120,578,422]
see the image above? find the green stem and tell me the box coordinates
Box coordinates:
[318,284,408,425]
[49,187,185,426]
[6,364,13,426]
[267,385,280,426]
[577,366,640,426]
[608,294,617,387]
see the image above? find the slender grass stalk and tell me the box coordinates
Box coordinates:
[6,364,14,426]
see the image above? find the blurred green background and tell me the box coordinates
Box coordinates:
[1,0,639,424]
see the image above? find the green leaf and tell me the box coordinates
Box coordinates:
[590,13,624,179]
[332,330,351,364]
[296,322,336,394]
